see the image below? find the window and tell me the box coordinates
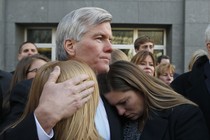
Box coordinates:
[138,30,164,45]
[26,27,166,61]
[112,30,133,45]
[27,29,52,43]
[112,29,135,59]
[112,28,166,58]
[25,28,56,60]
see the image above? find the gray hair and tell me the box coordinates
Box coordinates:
[205,24,210,44]
[56,7,112,60]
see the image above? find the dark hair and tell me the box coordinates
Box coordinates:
[18,41,38,53]
[157,55,170,64]
[134,35,154,50]
[10,54,50,91]
[107,60,196,129]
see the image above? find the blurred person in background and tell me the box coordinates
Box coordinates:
[156,63,175,85]
[110,49,129,64]
[171,24,210,134]
[0,54,50,131]
[131,50,156,76]
[134,35,154,53]
[11,41,39,74]
[157,55,179,79]
[188,49,208,71]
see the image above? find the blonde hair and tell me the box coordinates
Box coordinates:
[155,63,175,78]
[111,49,129,64]
[188,49,208,71]
[11,60,101,140]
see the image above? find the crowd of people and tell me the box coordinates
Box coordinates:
[0,6,209,140]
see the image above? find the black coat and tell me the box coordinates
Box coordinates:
[0,113,37,140]
[171,55,210,134]
[0,79,33,131]
[0,70,12,121]
[140,104,210,140]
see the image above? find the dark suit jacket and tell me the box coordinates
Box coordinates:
[101,95,123,140]
[0,113,38,140]
[0,78,123,140]
[0,79,33,131]
[140,104,210,140]
[171,55,210,134]
[0,70,12,121]
[0,98,122,140]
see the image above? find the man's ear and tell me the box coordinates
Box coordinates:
[64,39,75,56]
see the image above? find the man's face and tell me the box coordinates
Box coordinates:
[136,42,154,53]
[71,22,113,74]
[18,43,38,60]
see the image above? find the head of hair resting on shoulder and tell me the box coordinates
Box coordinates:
[100,60,209,139]
[12,60,101,140]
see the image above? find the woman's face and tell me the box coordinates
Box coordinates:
[27,59,47,79]
[104,90,144,120]
[158,69,174,85]
[138,55,155,76]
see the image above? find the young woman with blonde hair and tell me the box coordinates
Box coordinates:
[10,60,102,140]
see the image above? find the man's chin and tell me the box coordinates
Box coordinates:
[95,66,109,74]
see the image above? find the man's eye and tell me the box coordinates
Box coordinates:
[96,37,103,42]
[149,45,154,49]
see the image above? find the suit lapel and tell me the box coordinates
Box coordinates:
[101,95,123,140]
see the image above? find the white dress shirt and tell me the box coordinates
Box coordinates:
[34,97,110,140]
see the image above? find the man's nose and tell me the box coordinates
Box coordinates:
[28,50,34,55]
[104,39,113,53]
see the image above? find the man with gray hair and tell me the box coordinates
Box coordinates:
[171,24,210,134]
[1,7,122,140]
